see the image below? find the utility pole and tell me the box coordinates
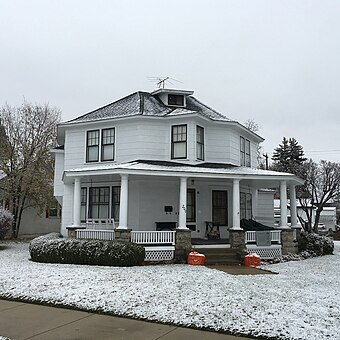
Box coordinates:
[263,153,269,170]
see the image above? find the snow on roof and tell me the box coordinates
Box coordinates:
[63,91,232,125]
[64,160,303,184]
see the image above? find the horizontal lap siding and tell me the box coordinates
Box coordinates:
[257,191,275,227]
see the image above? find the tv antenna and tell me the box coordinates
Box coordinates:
[148,76,183,89]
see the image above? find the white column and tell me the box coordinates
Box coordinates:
[73,177,81,227]
[178,177,189,229]
[232,179,241,230]
[280,181,288,228]
[117,174,129,229]
[289,185,298,228]
[252,188,258,219]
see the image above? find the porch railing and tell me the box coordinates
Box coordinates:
[131,231,176,245]
[76,229,115,240]
[245,230,281,244]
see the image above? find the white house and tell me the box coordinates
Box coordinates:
[52,89,303,260]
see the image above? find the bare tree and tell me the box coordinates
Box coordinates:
[298,160,340,233]
[0,101,61,237]
[244,119,260,133]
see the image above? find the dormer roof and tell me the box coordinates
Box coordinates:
[63,91,232,125]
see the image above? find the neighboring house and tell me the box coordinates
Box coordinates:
[0,170,60,238]
[274,199,337,231]
[52,88,303,247]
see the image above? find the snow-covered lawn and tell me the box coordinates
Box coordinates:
[0,242,339,340]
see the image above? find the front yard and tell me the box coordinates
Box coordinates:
[0,241,339,340]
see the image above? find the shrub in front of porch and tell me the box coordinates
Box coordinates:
[298,232,334,256]
[29,233,145,266]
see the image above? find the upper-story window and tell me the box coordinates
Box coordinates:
[171,124,187,159]
[240,136,251,167]
[168,94,184,106]
[196,126,204,160]
[101,128,115,161]
[86,130,100,162]
[86,128,115,163]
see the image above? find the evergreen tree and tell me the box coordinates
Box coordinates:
[271,137,306,174]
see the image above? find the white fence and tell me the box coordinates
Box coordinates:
[245,230,282,260]
[76,229,115,240]
[131,231,176,261]
[245,230,281,244]
[131,231,176,245]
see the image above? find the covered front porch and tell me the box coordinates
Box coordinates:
[63,160,304,261]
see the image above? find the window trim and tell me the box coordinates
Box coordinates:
[196,125,204,161]
[240,192,252,220]
[85,128,116,163]
[88,186,110,219]
[240,136,251,167]
[168,94,184,107]
[111,186,120,221]
[171,124,187,159]
[101,128,115,162]
[86,130,100,163]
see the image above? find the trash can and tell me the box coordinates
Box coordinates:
[244,253,261,267]
[188,251,206,265]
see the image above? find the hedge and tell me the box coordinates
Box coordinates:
[298,232,334,256]
[29,233,145,266]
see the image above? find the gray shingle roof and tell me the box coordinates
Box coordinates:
[65,91,232,124]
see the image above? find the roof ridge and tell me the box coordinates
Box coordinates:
[189,96,231,121]
[66,92,139,123]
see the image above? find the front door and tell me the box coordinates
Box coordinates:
[212,190,228,226]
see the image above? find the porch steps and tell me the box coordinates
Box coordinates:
[193,247,243,265]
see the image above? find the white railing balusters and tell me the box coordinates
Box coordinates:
[130,231,176,245]
[76,229,115,241]
[245,230,281,244]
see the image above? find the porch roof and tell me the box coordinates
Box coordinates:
[63,160,304,187]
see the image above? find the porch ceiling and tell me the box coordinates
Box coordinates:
[63,160,304,188]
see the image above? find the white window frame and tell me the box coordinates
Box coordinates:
[171,124,187,160]
[85,128,116,163]
[196,125,205,161]
[240,136,251,167]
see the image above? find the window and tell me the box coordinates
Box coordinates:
[111,186,120,221]
[240,193,252,220]
[186,189,196,222]
[86,128,115,163]
[168,94,184,106]
[86,130,99,162]
[196,126,204,160]
[89,187,110,219]
[240,137,251,167]
[101,128,115,161]
[171,125,187,159]
[80,187,87,222]
[212,190,228,225]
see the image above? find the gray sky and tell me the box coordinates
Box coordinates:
[1,0,340,163]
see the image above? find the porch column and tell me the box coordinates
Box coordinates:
[117,174,129,229]
[178,177,189,230]
[289,185,298,228]
[73,177,81,227]
[232,179,241,230]
[252,188,258,219]
[280,181,288,228]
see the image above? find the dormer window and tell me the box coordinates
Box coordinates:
[168,94,184,106]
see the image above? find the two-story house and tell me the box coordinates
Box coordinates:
[52,89,303,254]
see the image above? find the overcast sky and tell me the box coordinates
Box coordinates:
[1,0,339,163]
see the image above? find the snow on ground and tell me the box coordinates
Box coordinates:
[0,241,339,340]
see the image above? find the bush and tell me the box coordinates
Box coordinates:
[298,232,334,256]
[0,207,13,240]
[29,233,145,266]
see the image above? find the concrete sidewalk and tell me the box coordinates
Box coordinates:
[0,299,255,340]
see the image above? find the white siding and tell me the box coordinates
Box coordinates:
[53,152,64,198]
[256,191,275,226]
